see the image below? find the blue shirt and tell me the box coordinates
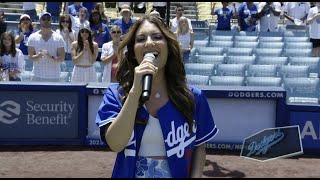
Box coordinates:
[46,2,61,14]
[91,23,111,48]
[17,29,33,55]
[238,3,259,31]
[96,83,219,178]
[68,4,88,18]
[113,18,136,34]
[215,7,234,30]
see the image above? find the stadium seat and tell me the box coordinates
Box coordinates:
[196,55,225,64]
[255,48,283,57]
[285,42,313,49]
[193,40,209,47]
[258,31,283,37]
[197,47,224,56]
[283,49,312,57]
[259,36,283,42]
[256,56,288,66]
[234,41,258,49]
[284,36,309,42]
[235,31,258,36]
[211,35,234,41]
[209,41,234,52]
[278,65,310,78]
[186,74,209,85]
[234,36,258,42]
[283,77,319,104]
[246,77,282,87]
[185,63,215,76]
[215,64,246,76]
[226,56,256,65]
[258,42,284,49]
[212,30,235,36]
[289,57,320,75]
[209,76,245,86]
[247,65,278,77]
[283,31,307,37]
[193,30,210,41]
[227,48,253,56]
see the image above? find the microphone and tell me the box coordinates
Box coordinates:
[141,53,156,102]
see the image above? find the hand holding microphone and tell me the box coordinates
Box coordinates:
[141,53,156,102]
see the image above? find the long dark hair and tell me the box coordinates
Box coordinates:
[116,15,195,131]
[0,32,16,57]
[76,29,94,54]
[59,14,72,33]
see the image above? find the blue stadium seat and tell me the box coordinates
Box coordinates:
[246,77,282,87]
[209,41,234,51]
[284,36,309,42]
[258,31,283,37]
[197,47,224,56]
[256,56,288,66]
[234,36,258,42]
[191,20,209,28]
[235,31,258,36]
[227,48,253,56]
[283,77,319,104]
[209,76,245,86]
[283,49,312,57]
[185,63,215,76]
[196,55,225,64]
[193,30,210,41]
[255,48,283,57]
[278,65,310,78]
[258,42,284,49]
[259,36,283,42]
[226,56,256,65]
[193,40,209,47]
[212,30,235,36]
[285,42,313,49]
[211,36,233,41]
[24,59,33,71]
[283,31,307,37]
[234,41,258,49]
[215,64,246,76]
[186,74,209,85]
[246,65,278,77]
[289,57,320,75]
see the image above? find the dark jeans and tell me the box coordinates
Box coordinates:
[65,52,72,61]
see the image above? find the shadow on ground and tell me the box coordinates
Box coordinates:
[203,159,246,178]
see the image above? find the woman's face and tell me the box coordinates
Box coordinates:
[134,20,168,70]
[61,18,70,28]
[110,26,122,40]
[179,18,188,29]
[20,17,31,26]
[2,34,12,48]
[80,29,90,40]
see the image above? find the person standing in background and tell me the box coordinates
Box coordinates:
[56,14,76,61]
[65,2,90,38]
[15,14,35,57]
[45,2,62,23]
[211,2,238,31]
[94,3,110,24]
[257,2,281,32]
[23,2,37,21]
[238,2,259,31]
[113,4,136,35]
[169,4,193,33]
[283,2,310,30]
[0,32,24,81]
[175,16,194,63]
[82,2,96,14]
[306,2,320,57]
[153,2,167,20]
[27,12,65,82]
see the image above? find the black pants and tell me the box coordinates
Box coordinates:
[153,6,167,19]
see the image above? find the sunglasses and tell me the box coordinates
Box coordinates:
[21,18,30,21]
[41,17,51,21]
[61,20,70,23]
[111,31,121,34]
[80,30,90,33]
[177,9,184,12]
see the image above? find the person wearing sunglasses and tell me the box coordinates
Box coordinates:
[70,25,98,83]
[113,4,136,35]
[169,3,193,33]
[100,25,124,83]
[27,12,65,82]
[96,15,218,178]
[56,14,76,61]
[15,14,35,57]
[64,2,90,38]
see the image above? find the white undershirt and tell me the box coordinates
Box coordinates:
[138,114,167,157]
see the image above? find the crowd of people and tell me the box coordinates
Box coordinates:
[0,2,319,83]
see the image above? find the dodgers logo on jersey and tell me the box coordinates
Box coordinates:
[165,120,197,158]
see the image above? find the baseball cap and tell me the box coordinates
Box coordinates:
[120,4,131,14]
[20,14,31,21]
[79,24,92,32]
[39,12,51,20]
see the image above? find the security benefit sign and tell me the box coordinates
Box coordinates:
[240,126,303,161]
[0,91,79,139]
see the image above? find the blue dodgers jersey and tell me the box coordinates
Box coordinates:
[96,83,218,178]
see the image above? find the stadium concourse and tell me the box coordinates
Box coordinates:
[0,146,320,178]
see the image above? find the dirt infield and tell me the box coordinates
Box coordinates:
[0,146,319,178]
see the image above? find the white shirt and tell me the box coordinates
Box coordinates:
[101,41,114,83]
[0,48,24,78]
[177,31,191,49]
[258,2,281,32]
[284,2,310,25]
[70,15,90,38]
[153,2,167,7]
[26,31,65,79]
[56,29,76,53]
[307,6,320,39]
[23,2,35,10]
[170,17,193,33]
